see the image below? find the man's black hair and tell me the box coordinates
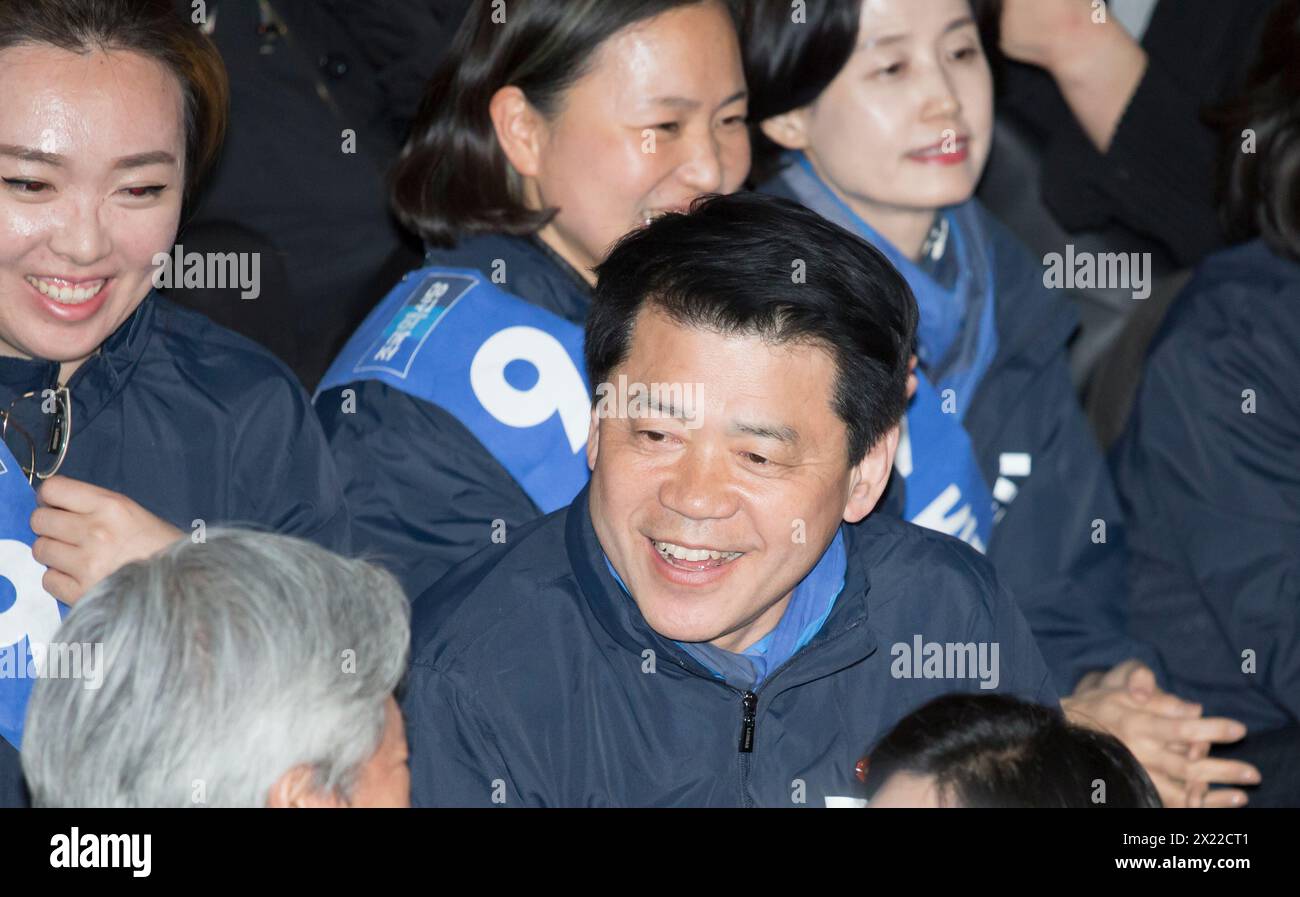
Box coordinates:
[587,191,919,464]
[865,693,1163,808]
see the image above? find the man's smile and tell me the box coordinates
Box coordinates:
[645,535,746,584]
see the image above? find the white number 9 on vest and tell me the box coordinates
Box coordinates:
[0,539,61,649]
[470,326,590,453]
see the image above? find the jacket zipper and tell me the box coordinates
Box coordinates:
[738,690,758,753]
[661,615,871,806]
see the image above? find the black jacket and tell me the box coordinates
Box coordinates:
[168,0,467,386]
[988,0,1275,268]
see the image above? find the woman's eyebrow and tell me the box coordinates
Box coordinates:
[0,144,64,166]
[648,88,747,112]
[858,15,976,50]
[114,150,177,169]
[0,146,176,169]
[859,32,908,51]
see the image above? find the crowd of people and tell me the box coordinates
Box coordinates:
[0,0,1295,808]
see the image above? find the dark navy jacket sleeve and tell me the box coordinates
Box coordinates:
[987,353,1162,693]
[919,531,1062,710]
[980,233,1166,695]
[230,364,351,553]
[1115,272,1300,723]
[402,661,522,807]
[316,380,540,599]
[988,573,1062,710]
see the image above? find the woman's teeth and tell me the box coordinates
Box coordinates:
[653,539,743,563]
[26,276,106,304]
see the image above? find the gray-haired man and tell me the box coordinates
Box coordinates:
[23,529,410,808]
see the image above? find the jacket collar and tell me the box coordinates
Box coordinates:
[975,203,1079,372]
[0,292,156,455]
[565,483,880,693]
[762,160,1077,375]
[426,232,592,327]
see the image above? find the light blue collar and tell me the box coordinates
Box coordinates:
[603,528,848,690]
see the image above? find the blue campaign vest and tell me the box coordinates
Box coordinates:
[316,266,592,513]
[0,441,67,749]
[899,372,995,554]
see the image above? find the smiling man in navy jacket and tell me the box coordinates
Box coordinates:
[401,193,1058,807]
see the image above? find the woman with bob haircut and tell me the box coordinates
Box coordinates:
[316,0,750,598]
[0,0,349,804]
[739,0,1259,807]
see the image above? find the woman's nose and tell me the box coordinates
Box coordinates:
[48,199,112,267]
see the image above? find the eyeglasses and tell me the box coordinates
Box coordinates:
[1,386,72,484]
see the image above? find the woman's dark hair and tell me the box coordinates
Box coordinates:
[392,0,731,248]
[588,192,918,464]
[1211,0,1300,261]
[0,0,229,200]
[865,693,1163,808]
[737,0,1001,184]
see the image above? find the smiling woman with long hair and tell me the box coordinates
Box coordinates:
[0,0,349,805]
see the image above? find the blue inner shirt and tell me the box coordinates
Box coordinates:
[603,528,848,691]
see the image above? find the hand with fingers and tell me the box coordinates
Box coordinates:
[1063,659,1261,808]
[30,475,184,606]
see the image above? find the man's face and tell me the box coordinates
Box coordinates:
[587,307,896,652]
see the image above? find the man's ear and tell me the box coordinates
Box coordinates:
[266,765,347,809]
[585,404,601,472]
[759,108,812,152]
[489,85,546,182]
[843,424,900,524]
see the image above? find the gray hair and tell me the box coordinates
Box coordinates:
[22,529,410,807]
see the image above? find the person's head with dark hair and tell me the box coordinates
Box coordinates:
[1213,0,1300,262]
[391,0,751,275]
[0,0,227,201]
[865,693,1162,808]
[0,0,228,378]
[585,191,917,650]
[739,0,994,258]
